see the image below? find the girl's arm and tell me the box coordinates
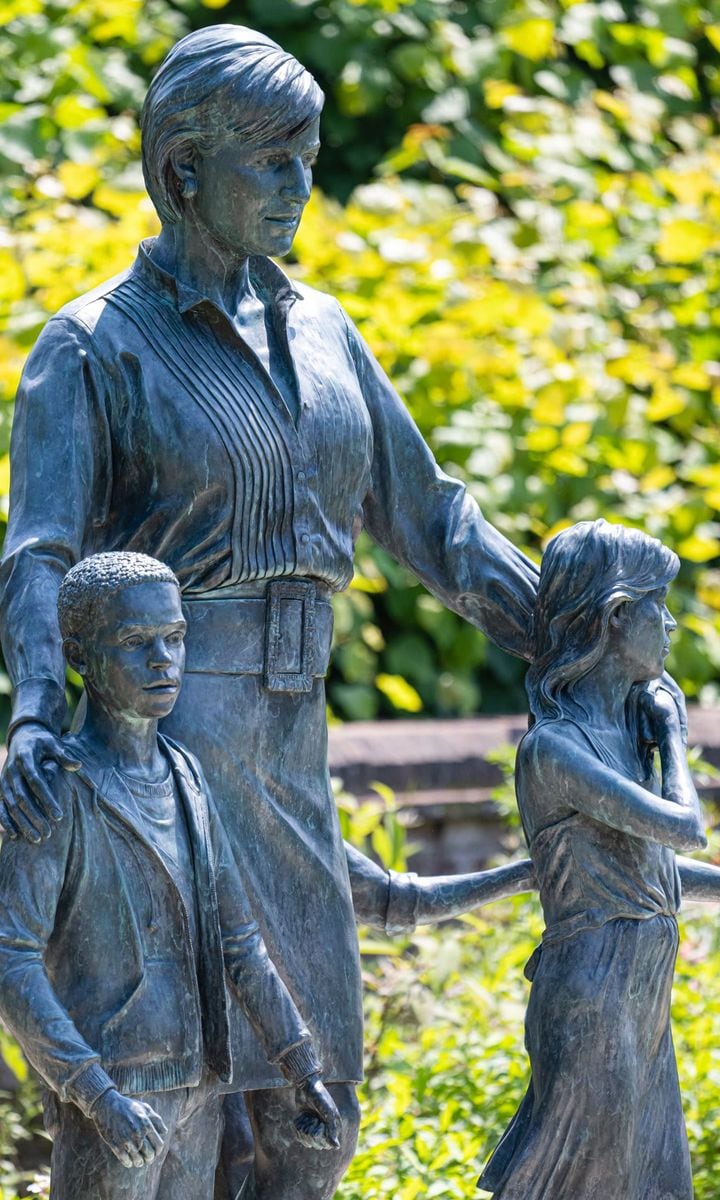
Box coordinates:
[526,715,707,853]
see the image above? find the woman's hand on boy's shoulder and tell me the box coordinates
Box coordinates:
[0,722,80,843]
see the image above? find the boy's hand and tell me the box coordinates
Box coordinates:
[92,1089,168,1168]
[294,1075,341,1151]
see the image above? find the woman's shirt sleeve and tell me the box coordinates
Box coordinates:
[343,311,539,661]
[0,316,112,734]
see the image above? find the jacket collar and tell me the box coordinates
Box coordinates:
[133,237,302,317]
[67,735,209,867]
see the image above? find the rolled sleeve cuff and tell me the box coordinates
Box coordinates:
[67,1061,117,1117]
[8,678,66,741]
[277,1040,322,1084]
[385,871,419,935]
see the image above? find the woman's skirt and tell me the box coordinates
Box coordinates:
[162,669,363,1090]
[478,915,692,1200]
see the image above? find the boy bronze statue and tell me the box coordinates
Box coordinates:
[0,552,340,1198]
[0,549,536,1197]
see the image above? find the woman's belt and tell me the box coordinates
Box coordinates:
[182,579,334,693]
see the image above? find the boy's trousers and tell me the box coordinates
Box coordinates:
[48,1074,222,1200]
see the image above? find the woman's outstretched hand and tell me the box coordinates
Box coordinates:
[0,722,80,842]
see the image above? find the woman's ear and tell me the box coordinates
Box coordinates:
[609,601,629,630]
[63,638,87,676]
[169,146,198,201]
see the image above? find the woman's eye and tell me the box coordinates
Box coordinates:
[123,636,143,649]
[167,632,184,645]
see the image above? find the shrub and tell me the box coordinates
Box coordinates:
[0,0,718,728]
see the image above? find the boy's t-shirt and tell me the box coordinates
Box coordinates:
[117,768,200,961]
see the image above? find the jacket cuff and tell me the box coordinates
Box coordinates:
[385,871,419,934]
[68,1061,117,1118]
[8,678,66,742]
[277,1041,322,1084]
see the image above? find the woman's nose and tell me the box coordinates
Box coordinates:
[280,156,312,203]
[664,607,677,633]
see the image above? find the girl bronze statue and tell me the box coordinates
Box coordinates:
[479,520,719,1200]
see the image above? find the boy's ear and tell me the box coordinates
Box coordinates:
[63,637,87,676]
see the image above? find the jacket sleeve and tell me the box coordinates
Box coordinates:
[0,774,116,1111]
[207,786,317,1071]
[342,311,539,661]
[345,842,419,933]
[0,317,112,736]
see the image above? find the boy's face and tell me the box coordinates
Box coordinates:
[80,581,186,720]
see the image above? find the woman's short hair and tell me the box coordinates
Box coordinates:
[527,519,679,721]
[141,24,324,224]
[58,552,179,642]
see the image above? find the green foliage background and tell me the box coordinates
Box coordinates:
[0,3,720,1194]
[0,0,718,723]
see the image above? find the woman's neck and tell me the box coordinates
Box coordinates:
[151,223,255,317]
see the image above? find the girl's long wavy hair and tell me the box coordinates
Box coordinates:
[526,520,679,725]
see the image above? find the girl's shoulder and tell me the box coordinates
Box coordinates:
[518,717,594,778]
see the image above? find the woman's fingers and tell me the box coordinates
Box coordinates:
[2,767,49,841]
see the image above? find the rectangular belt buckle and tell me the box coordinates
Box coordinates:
[264,580,316,693]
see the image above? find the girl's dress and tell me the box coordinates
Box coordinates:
[478,719,692,1200]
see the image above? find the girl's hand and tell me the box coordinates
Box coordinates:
[637,677,685,745]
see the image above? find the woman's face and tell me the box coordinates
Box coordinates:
[613,586,677,682]
[183,116,320,260]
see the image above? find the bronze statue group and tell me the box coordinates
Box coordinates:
[0,23,717,1200]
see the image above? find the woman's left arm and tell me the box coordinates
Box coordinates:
[344,315,539,662]
[677,857,720,902]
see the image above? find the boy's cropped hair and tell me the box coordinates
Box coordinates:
[58,552,179,641]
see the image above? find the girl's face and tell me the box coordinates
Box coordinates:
[612,587,677,682]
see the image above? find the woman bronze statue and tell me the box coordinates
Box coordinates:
[0,24,539,1200]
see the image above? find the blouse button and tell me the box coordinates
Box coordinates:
[297,470,306,482]
[301,533,310,545]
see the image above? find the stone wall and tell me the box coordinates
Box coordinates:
[328,707,720,874]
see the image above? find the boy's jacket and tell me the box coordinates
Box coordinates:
[0,735,310,1100]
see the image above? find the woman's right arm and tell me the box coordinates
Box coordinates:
[0,318,108,839]
[527,715,706,853]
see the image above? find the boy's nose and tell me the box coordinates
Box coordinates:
[148,638,173,665]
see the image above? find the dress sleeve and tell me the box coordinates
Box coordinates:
[343,311,539,661]
[0,317,112,734]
